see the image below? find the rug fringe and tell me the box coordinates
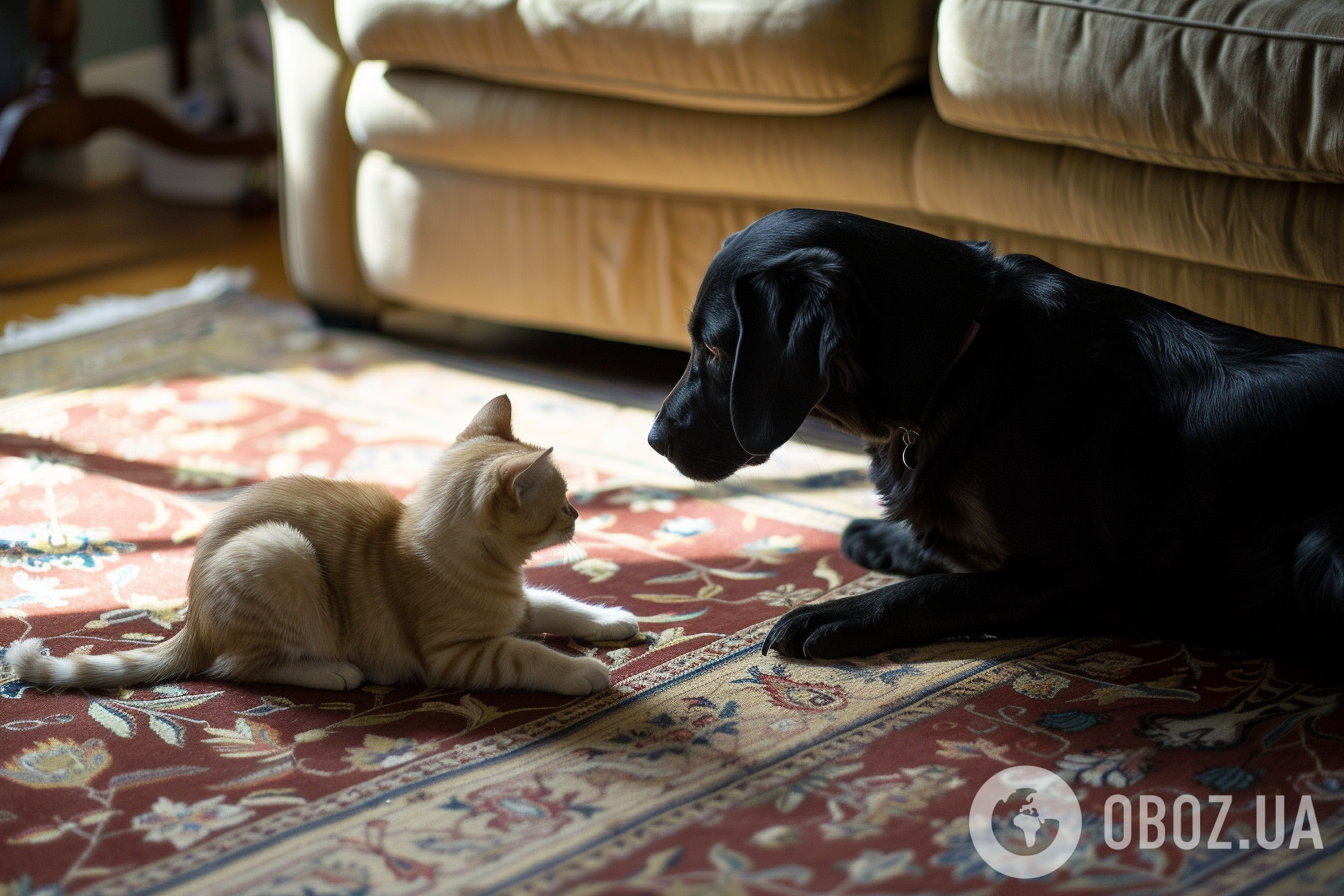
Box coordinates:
[1,267,256,354]
[0,267,321,400]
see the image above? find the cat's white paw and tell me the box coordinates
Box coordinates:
[254,659,364,691]
[587,607,640,642]
[553,657,612,695]
[327,662,365,690]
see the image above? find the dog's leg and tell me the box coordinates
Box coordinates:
[761,567,1099,660]
[841,519,953,576]
[1292,511,1344,667]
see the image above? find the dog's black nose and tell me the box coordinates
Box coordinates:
[648,420,672,458]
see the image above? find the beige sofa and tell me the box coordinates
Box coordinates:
[265,0,1344,350]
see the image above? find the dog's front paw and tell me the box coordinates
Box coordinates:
[761,589,908,660]
[586,607,640,642]
[762,603,856,659]
[842,519,948,576]
[553,657,612,695]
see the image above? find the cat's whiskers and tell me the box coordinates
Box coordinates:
[559,540,585,564]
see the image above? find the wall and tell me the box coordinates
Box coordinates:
[2,0,266,71]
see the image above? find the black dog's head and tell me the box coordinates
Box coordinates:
[647,210,853,482]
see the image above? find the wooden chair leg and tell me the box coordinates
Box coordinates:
[0,0,276,188]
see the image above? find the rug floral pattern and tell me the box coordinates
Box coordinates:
[2,329,1343,895]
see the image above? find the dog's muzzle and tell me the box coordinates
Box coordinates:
[647,418,673,459]
[648,415,768,481]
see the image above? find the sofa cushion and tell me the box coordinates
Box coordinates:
[348,62,1344,289]
[335,0,938,115]
[355,154,1344,350]
[346,62,926,209]
[912,112,1344,287]
[934,0,1344,182]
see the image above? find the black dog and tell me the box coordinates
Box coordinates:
[647,208,1344,667]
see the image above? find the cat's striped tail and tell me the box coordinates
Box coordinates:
[4,633,200,690]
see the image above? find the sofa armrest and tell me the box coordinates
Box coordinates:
[265,0,372,320]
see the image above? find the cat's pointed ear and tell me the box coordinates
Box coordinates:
[457,394,514,442]
[505,447,554,505]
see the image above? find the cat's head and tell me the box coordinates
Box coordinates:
[410,395,579,558]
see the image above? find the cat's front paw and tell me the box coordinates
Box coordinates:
[553,656,612,695]
[325,662,365,690]
[586,607,640,643]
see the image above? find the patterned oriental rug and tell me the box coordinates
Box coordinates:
[2,279,1343,895]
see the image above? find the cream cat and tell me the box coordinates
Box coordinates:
[6,395,639,695]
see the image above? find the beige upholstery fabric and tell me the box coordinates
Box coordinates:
[346,63,926,209]
[354,152,775,347]
[335,0,938,115]
[354,154,1344,349]
[270,0,1344,350]
[348,65,1344,288]
[265,0,369,314]
[934,224,1344,349]
[912,114,1344,286]
[934,0,1344,182]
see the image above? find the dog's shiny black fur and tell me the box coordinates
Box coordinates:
[647,209,1344,668]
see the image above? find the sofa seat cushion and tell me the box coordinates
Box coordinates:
[335,0,938,115]
[934,0,1344,182]
[355,155,1344,350]
[348,63,1344,288]
[346,62,927,209]
[912,113,1344,288]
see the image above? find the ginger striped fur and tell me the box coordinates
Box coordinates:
[5,395,639,695]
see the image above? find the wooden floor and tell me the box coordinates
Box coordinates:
[0,173,709,400]
[0,178,693,398]
[0,179,834,441]
[0,182,296,329]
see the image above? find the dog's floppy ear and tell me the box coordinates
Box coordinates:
[730,247,846,456]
